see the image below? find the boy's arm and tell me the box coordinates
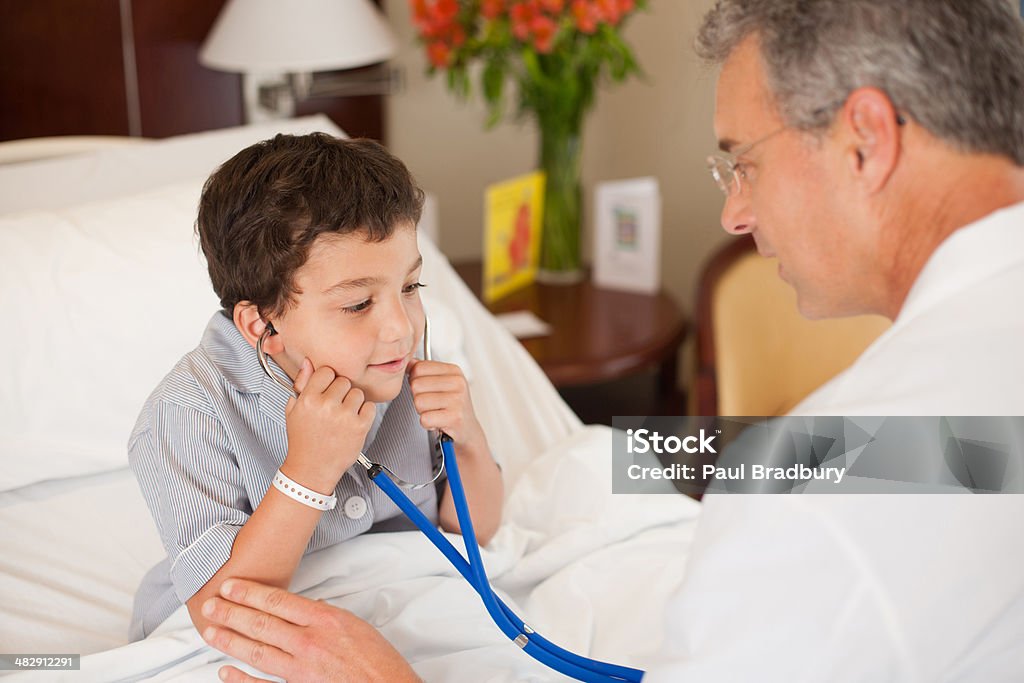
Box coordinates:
[437,435,504,545]
[187,361,375,636]
[408,360,504,546]
[186,484,326,636]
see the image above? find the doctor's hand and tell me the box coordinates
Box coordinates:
[284,358,375,492]
[202,579,420,683]
[408,360,486,449]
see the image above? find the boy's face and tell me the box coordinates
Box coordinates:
[270,224,425,403]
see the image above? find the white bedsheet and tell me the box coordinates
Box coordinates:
[0,118,702,682]
[0,469,165,655]
[0,227,700,682]
[2,427,699,682]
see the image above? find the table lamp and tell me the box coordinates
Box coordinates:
[199,0,399,121]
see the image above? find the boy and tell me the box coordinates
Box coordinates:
[128,133,504,640]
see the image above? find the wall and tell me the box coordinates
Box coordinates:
[0,0,242,140]
[0,0,386,142]
[384,0,728,349]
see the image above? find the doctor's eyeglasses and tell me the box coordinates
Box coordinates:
[707,102,908,198]
[706,125,787,197]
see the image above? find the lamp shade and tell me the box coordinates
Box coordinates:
[200,0,397,73]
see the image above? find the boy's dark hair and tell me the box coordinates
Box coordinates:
[196,133,425,318]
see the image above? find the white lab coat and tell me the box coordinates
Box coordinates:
[643,203,1024,681]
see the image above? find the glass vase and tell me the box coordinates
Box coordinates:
[536,112,584,283]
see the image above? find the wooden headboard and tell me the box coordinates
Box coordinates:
[0,0,385,142]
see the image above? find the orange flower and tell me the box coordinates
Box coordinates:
[510,1,536,23]
[434,0,459,20]
[571,0,599,34]
[410,0,459,38]
[482,0,506,19]
[511,1,535,40]
[410,0,432,34]
[450,24,467,47]
[427,40,452,67]
[411,0,645,122]
[596,0,622,25]
[530,15,558,53]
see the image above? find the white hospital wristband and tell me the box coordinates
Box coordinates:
[272,469,337,511]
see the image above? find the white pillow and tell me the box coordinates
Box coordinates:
[0,115,343,216]
[0,180,220,489]
[0,183,471,491]
[0,116,353,490]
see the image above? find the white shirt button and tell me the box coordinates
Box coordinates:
[344,495,367,520]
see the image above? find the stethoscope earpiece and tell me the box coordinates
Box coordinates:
[256,322,294,396]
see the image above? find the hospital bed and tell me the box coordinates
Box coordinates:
[0,116,700,682]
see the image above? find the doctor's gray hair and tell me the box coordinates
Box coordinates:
[696,0,1024,165]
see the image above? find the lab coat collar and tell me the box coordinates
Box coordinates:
[895,200,1024,328]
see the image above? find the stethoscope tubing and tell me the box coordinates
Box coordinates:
[369,438,645,683]
[255,313,643,680]
[444,438,644,682]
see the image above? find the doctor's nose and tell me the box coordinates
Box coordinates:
[720,189,755,236]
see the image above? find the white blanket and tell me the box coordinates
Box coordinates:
[8,427,699,682]
[0,119,701,683]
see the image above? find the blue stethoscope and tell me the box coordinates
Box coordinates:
[257,317,645,682]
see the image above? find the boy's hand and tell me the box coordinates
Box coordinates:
[282,358,375,493]
[408,360,486,449]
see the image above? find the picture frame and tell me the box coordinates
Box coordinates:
[592,176,662,294]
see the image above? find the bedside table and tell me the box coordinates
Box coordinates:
[452,261,689,421]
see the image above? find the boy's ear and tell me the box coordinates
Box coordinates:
[233,301,282,352]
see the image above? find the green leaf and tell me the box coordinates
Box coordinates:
[485,105,504,129]
[482,59,504,105]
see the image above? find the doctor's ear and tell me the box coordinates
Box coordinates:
[841,87,902,194]
[232,301,283,352]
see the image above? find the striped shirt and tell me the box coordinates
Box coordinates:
[128,311,441,640]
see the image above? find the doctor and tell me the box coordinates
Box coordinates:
[200,0,1024,680]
